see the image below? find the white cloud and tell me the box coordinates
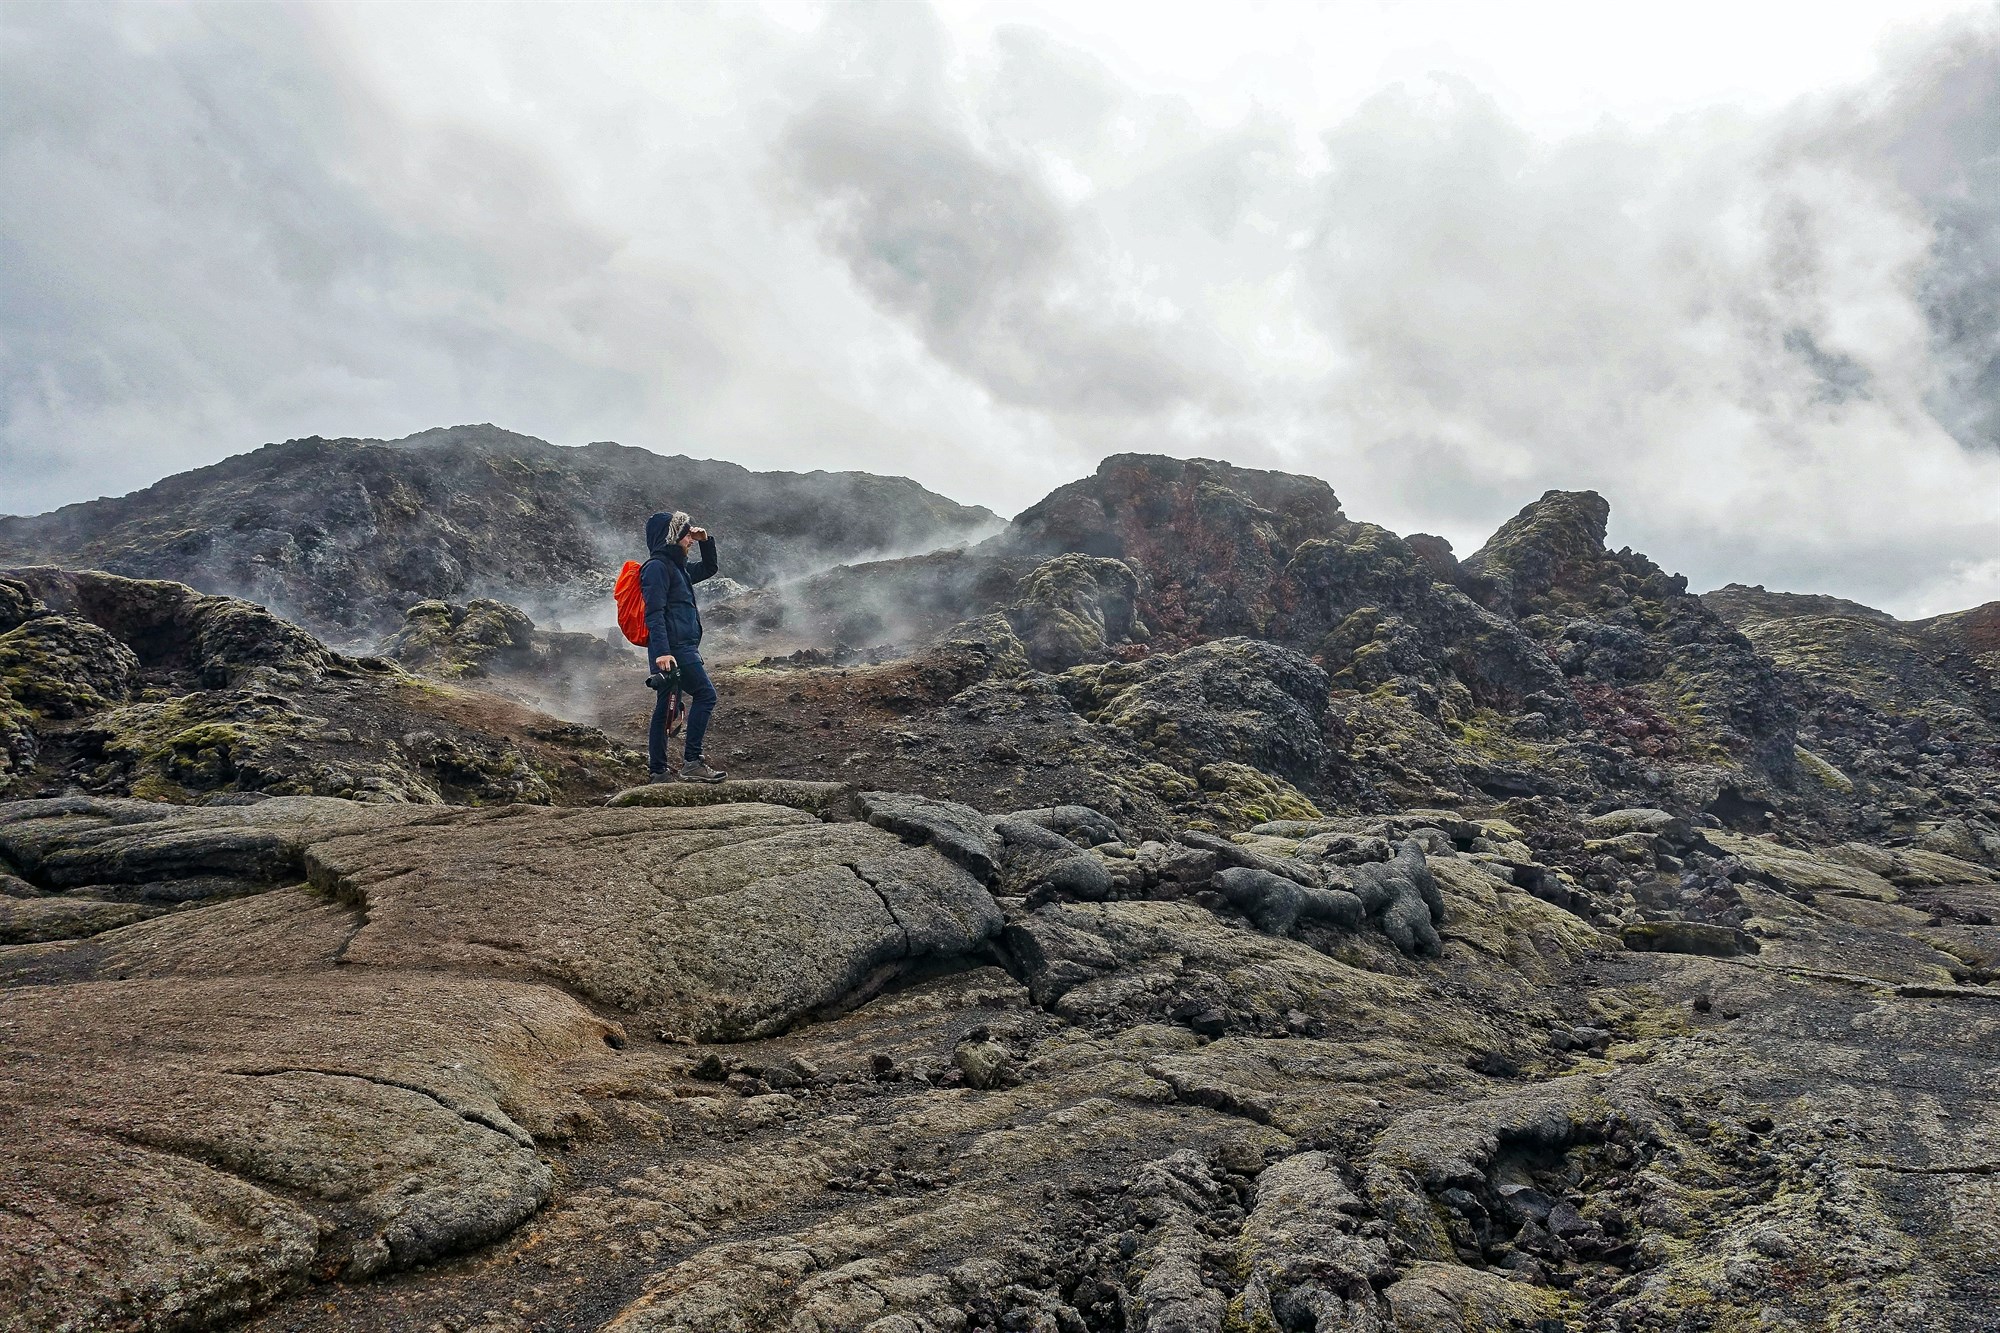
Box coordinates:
[5,0,2000,616]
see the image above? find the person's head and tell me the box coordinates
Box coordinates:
[651,510,696,555]
[644,510,685,554]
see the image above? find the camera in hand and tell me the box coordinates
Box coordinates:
[647,668,681,693]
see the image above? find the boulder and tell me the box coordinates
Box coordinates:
[858,790,1003,883]
[0,576,43,632]
[1345,840,1448,956]
[308,802,1003,1040]
[1005,804,1122,847]
[1028,854,1115,902]
[1058,638,1334,790]
[379,596,627,683]
[1585,808,1693,847]
[1214,865,1365,936]
[1006,554,1143,671]
[0,614,139,718]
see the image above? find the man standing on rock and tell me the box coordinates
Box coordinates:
[641,511,725,783]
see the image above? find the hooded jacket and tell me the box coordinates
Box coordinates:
[640,511,718,655]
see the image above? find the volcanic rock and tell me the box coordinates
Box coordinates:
[379,597,626,682]
[0,569,645,805]
[4,447,2000,1331]
[1703,583,1899,626]
[1004,553,1145,671]
[0,424,1000,641]
[0,774,1993,1331]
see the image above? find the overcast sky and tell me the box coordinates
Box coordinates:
[5,1,2000,615]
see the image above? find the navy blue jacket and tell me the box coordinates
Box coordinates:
[640,512,717,655]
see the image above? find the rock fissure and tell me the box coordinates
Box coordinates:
[844,859,913,960]
[0,1199,90,1259]
[223,1067,532,1147]
[1894,982,2000,1002]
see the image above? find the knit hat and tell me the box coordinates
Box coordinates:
[663,511,692,546]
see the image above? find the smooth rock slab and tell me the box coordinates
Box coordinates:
[0,894,160,943]
[306,801,1002,1040]
[858,790,1003,883]
[0,968,618,1330]
[0,795,438,888]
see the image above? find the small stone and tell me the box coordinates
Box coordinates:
[1499,1185,1556,1224]
[1547,1200,1594,1241]
[1748,1228,1795,1259]
[953,1038,1019,1091]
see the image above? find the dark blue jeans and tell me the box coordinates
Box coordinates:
[649,649,717,773]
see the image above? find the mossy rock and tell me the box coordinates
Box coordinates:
[1008,554,1142,670]
[607,778,859,819]
[0,577,46,633]
[0,616,139,719]
[0,686,36,783]
[1793,745,1853,793]
[1018,607,1102,674]
[1195,762,1322,829]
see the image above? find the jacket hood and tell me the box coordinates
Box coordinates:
[645,511,674,554]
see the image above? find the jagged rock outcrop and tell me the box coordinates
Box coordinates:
[0,569,644,805]
[711,464,1834,841]
[1703,582,1899,626]
[1005,454,1349,645]
[378,596,630,685]
[1464,489,1799,787]
[0,424,1000,641]
[1700,587,2000,844]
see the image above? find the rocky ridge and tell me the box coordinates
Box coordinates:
[0,424,999,642]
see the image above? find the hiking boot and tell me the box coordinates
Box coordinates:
[680,758,726,784]
[648,764,679,785]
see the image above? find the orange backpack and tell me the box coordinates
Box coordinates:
[614,560,649,645]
